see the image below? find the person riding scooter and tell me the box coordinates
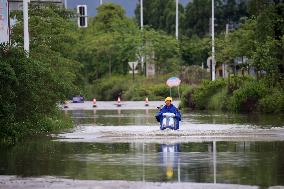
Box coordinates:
[155,97,181,130]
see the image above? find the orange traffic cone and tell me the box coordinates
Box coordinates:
[117,97,121,107]
[93,98,97,107]
[145,97,149,106]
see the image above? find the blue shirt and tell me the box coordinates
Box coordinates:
[155,104,181,122]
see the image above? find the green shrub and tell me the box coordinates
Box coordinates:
[228,80,267,112]
[0,44,75,142]
[227,75,254,94]
[180,87,194,109]
[208,88,228,111]
[85,75,188,101]
[86,75,130,100]
[181,76,284,113]
[192,79,227,109]
[179,65,210,85]
[1,111,73,143]
[149,84,170,99]
[258,89,284,113]
[123,86,151,100]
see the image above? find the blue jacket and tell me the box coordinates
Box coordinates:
[155,104,181,122]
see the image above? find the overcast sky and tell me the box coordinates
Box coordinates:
[67,0,190,17]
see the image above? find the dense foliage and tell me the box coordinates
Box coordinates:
[0,5,78,142]
[77,3,181,83]
[135,0,248,37]
[83,74,188,101]
[0,45,73,142]
[181,77,284,113]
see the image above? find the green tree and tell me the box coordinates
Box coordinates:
[135,0,185,36]
[0,4,79,141]
[216,19,256,68]
[78,3,142,81]
[184,0,210,37]
[0,45,72,141]
[95,3,126,32]
[217,1,284,85]
[184,0,248,37]
[180,35,210,66]
[142,28,180,75]
[11,4,80,96]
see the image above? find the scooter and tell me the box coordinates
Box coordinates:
[159,112,179,130]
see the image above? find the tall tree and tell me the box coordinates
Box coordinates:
[135,0,185,36]
[184,0,211,37]
[78,3,142,81]
[184,0,248,37]
[217,1,284,85]
[11,4,80,97]
[142,29,180,74]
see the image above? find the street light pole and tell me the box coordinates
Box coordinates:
[176,0,178,40]
[23,0,29,56]
[140,0,145,76]
[140,0,143,30]
[211,0,215,81]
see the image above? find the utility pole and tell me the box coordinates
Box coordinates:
[140,0,143,30]
[176,0,179,40]
[222,24,229,78]
[140,0,145,76]
[211,0,215,81]
[23,0,30,56]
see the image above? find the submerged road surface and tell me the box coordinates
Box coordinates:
[1,101,284,189]
[57,101,284,143]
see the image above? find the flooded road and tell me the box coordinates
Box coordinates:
[1,101,284,189]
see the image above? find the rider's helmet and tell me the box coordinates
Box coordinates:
[164,97,172,102]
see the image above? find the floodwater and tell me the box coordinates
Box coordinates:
[1,101,284,189]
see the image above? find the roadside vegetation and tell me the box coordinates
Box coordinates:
[181,1,284,113]
[0,44,73,143]
[180,77,284,113]
[0,5,77,142]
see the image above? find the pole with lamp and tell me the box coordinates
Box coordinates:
[140,0,143,30]
[23,0,30,56]
[175,0,178,40]
[211,0,216,81]
[140,0,145,76]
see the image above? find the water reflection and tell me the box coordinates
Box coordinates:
[1,140,284,187]
[160,144,180,181]
[1,109,284,188]
[158,142,216,183]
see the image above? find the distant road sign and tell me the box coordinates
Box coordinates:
[128,61,138,70]
[146,63,155,77]
[129,70,138,74]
